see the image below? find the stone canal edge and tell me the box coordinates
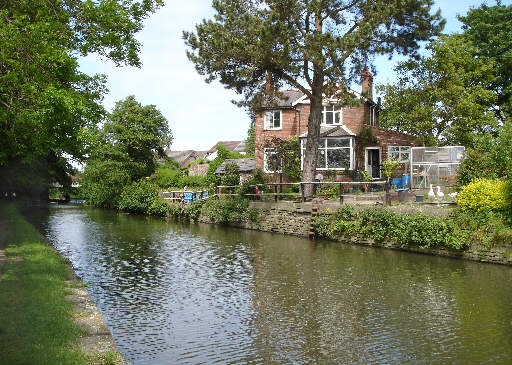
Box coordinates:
[0,219,126,365]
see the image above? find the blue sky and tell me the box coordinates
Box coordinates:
[78,0,507,151]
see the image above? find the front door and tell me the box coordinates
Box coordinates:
[365,148,381,179]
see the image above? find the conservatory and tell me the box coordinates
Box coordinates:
[410,146,465,189]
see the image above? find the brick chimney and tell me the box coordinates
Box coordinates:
[361,66,373,99]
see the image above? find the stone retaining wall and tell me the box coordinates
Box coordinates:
[198,201,512,266]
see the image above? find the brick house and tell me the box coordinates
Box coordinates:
[254,67,417,180]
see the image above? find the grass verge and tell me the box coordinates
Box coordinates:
[0,203,111,365]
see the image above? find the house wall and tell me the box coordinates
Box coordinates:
[255,102,373,170]
[189,163,209,177]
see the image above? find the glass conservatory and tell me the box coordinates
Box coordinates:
[410,146,465,189]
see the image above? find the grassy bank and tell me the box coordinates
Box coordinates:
[0,203,119,365]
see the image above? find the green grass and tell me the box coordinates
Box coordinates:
[0,203,90,365]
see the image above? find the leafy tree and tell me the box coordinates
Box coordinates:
[459,3,512,118]
[205,143,245,186]
[184,0,444,198]
[81,96,171,207]
[104,95,172,178]
[457,120,512,187]
[0,0,162,196]
[378,35,498,146]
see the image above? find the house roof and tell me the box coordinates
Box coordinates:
[260,88,375,109]
[207,141,244,154]
[165,149,206,167]
[215,158,256,174]
[299,125,355,138]
[261,90,305,108]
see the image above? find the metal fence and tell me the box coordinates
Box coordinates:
[215,180,388,205]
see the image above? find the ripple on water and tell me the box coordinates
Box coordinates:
[30,205,512,365]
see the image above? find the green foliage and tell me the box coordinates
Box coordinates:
[238,168,268,196]
[457,179,512,212]
[381,159,401,180]
[118,180,159,214]
[316,185,339,199]
[263,136,302,181]
[457,122,512,186]
[379,35,498,146]
[221,163,240,186]
[148,197,169,217]
[202,196,257,224]
[155,167,207,189]
[104,95,172,179]
[0,0,162,194]
[460,3,512,117]
[245,112,256,157]
[81,157,132,208]
[313,206,466,250]
[156,168,183,188]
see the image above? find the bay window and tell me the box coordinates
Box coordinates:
[301,137,353,170]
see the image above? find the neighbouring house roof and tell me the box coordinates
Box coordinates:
[207,141,244,154]
[215,158,256,174]
[165,149,207,168]
[299,125,355,138]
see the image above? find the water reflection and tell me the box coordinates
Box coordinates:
[27,205,512,364]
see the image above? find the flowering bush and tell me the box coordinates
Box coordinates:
[457,178,512,211]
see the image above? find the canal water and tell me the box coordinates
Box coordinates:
[26,204,512,364]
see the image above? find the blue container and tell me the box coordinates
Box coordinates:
[402,174,411,189]
[391,177,402,189]
[184,192,193,204]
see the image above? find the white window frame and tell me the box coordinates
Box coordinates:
[264,110,282,130]
[321,104,342,125]
[300,137,353,171]
[388,146,411,163]
[263,148,282,173]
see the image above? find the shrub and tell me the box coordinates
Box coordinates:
[180,175,207,188]
[148,197,169,216]
[457,179,512,211]
[202,196,254,224]
[118,180,159,214]
[221,163,240,186]
[313,205,467,250]
[156,168,183,188]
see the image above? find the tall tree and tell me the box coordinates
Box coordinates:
[0,0,162,195]
[184,0,444,197]
[459,2,512,118]
[104,95,172,177]
[82,95,171,207]
[378,35,498,146]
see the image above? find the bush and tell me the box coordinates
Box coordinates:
[180,175,207,188]
[457,179,512,211]
[118,180,159,214]
[148,197,169,216]
[313,206,467,250]
[81,159,132,208]
[221,162,240,186]
[156,168,183,188]
[202,196,255,224]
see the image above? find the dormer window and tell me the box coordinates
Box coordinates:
[322,105,342,125]
[264,110,282,130]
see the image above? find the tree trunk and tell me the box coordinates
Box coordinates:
[302,90,323,199]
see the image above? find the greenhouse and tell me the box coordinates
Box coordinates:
[410,146,465,189]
